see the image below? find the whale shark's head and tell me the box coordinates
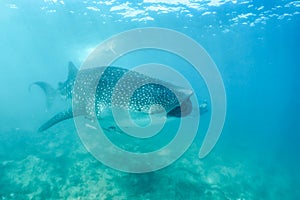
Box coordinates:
[167,98,193,117]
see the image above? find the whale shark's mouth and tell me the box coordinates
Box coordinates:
[167,98,193,118]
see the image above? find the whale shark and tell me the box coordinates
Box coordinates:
[33,62,207,132]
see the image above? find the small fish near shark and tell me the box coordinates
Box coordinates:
[32,62,208,132]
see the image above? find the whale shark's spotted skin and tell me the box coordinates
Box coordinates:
[72,66,187,118]
[35,62,195,132]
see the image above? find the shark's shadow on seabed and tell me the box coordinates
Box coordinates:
[32,62,208,133]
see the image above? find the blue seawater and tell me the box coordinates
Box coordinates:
[0,0,299,199]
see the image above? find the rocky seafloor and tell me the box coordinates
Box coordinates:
[0,122,297,200]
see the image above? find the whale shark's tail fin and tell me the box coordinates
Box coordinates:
[30,81,58,108]
[38,109,73,132]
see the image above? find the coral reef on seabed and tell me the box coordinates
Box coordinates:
[0,125,297,199]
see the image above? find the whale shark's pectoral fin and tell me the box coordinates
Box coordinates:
[38,109,74,132]
[30,81,57,109]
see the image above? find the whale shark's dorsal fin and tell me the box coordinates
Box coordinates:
[30,81,57,108]
[67,61,78,81]
[57,62,78,99]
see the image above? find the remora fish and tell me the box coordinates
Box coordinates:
[33,62,207,132]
